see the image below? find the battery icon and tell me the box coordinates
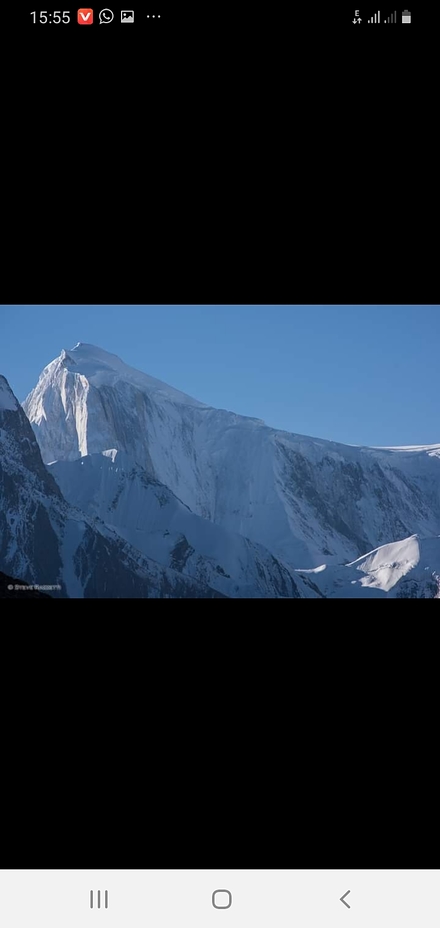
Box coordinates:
[402,10,411,22]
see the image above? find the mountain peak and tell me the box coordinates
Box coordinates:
[22,344,208,465]
[48,343,207,408]
[0,375,19,411]
[69,342,117,366]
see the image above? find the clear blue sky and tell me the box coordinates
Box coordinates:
[1,305,438,446]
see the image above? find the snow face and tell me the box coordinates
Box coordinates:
[22,344,440,574]
[0,376,18,411]
[49,451,305,598]
[22,344,207,463]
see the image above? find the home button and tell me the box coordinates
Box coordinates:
[212,890,232,909]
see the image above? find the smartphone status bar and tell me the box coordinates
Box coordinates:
[19,6,440,31]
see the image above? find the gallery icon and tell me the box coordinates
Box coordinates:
[121,10,134,22]
[77,8,94,24]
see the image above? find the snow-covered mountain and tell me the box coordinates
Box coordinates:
[23,343,440,580]
[296,534,440,598]
[0,375,225,598]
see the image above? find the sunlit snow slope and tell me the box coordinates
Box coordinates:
[296,535,440,598]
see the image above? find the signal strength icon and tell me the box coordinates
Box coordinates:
[367,10,381,22]
[384,11,398,21]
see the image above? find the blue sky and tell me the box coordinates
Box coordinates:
[1,305,438,446]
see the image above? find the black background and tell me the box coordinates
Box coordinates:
[1,4,438,872]
[4,3,436,307]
